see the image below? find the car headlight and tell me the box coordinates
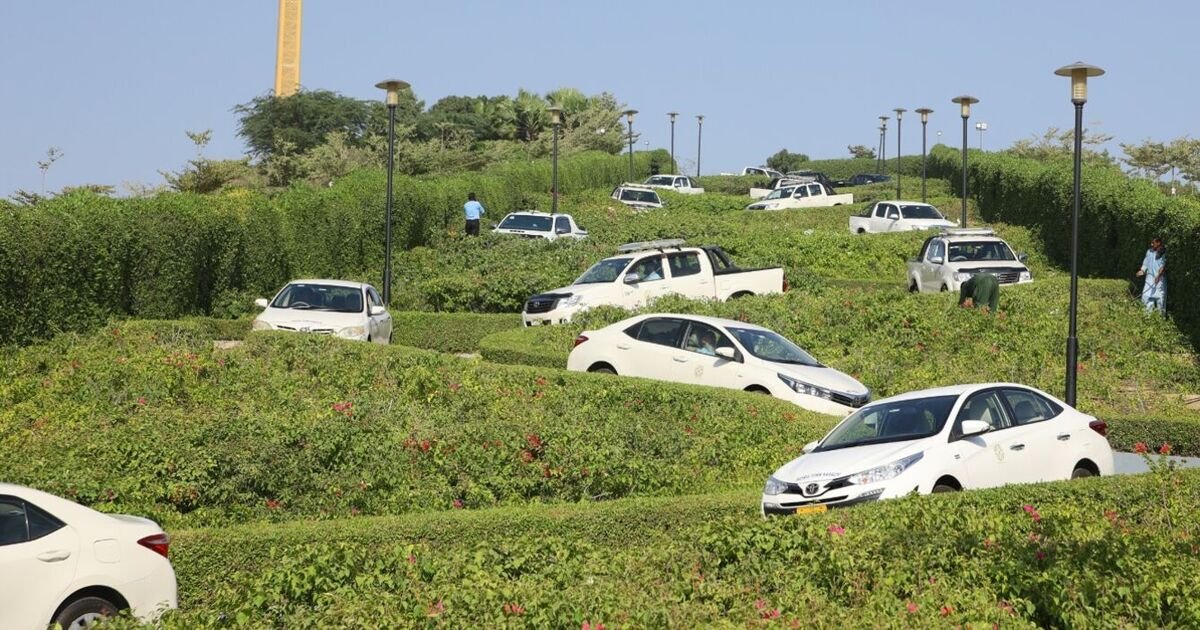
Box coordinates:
[252,319,273,331]
[777,373,833,400]
[337,326,367,339]
[561,295,583,307]
[846,452,924,486]
[954,271,973,282]
[763,476,789,496]
[1019,271,1032,281]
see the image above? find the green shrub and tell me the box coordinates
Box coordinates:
[389,311,520,353]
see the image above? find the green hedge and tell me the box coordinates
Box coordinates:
[0,323,834,528]
[388,311,520,354]
[129,467,1200,627]
[927,144,1200,348]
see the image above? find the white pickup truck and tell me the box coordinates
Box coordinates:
[848,201,956,234]
[746,181,853,210]
[492,211,588,240]
[741,166,784,179]
[522,239,786,326]
[642,174,705,194]
[611,184,664,210]
[906,228,1033,293]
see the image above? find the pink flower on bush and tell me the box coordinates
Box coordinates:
[502,602,526,616]
[526,434,544,450]
[1159,443,1172,455]
[1035,550,1047,561]
[452,499,464,509]
[136,396,147,406]
[760,607,782,619]
[827,523,845,536]
[998,600,1016,615]
[1133,442,1148,454]
[427,599,444,617]
[1022,504,1041,522]
[939,605,953,617]
[906,602,918,614]
[331,401,353,416]
[265,498,281,510]
[581,622,605,630]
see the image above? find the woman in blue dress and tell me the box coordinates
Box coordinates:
[1136,237,1166,313]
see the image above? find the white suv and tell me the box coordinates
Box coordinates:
[906,228,1032,293]
[492,211,587,240]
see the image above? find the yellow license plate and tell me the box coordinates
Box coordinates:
[794,504,828,516]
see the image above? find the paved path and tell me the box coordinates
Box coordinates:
[1112,452,1200,475]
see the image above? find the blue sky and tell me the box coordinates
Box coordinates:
[1,0,1194,196]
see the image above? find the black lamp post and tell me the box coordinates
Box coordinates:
[695,115,704,177]
[1055,61,1105,407]
[893,108,906,198]
[374,78,409,304]
[876,125,885,173]
[622,109,638,181]
[668,112,679,172]
[915,108,933,203]
[878,116,889,173]
[951,95,979,227]
[548,106,563,214]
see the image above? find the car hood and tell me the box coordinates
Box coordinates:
[543,283,615,301]
[494,227,551,238]
[772,362,868,396]
[774,439,929,482]
[909,219,956,228]
[949,262,1029,272]
[257,308,365,328]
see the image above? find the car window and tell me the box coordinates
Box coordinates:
[1001,389,1062,425]
[667,252,702,278]
[901,204,944,220]
[646,176,672,186]
[575,257,632,284]
[953,390,1013,436]
[0,498,63,546]
[636,318,686,348]
[874,204,887,218]
[949,241,1017,262]
[554,216,571,233]
[271,284,364,313]
[623,321,643,338]
[766,188,789,200]
[793,186,809,198]
[366,288,382,308]
[817,395,957,451]
[809,184,823,196]
[682,322,733,357]
[629,256,664,282]
[498,214,552,231]
[927,240,946,262]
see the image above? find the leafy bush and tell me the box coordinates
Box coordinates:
[389,311,520,353]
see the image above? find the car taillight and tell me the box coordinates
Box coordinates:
[572,335,589,348]
[138,533,170,559]
[1088,419,1108,437]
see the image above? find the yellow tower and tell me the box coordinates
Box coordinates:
[274,0,302,97]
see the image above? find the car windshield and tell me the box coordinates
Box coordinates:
[900,205,945,220]
[498,214,552,231]
[948,241,1016,262]
[644,176,673,186]
[726,327,822,366]
[575,257,632,284]
[620,189,661,204]
[817,395,958,451]
[271,283,364,312]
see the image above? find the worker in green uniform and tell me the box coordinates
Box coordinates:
[958,273,999,313]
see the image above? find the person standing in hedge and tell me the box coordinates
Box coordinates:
[1136,236,1166,314]
[958,273,1000,314]
[463,192,485,236]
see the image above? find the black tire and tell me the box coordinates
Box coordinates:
[54,597,119,630]
[932,484,958,493]
[909,280,918,293]
[940,284,949,293]
[589,365,616,375]
[857,228,866,234]
[730,292,753,300]
[1071,466,1094,479]
[746,387,771,395]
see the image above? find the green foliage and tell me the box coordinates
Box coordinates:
[233,88,417,160]
[765,148,811,172]
[389,311,520,354]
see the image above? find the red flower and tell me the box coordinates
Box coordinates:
[427,600,444,617]
[448,382,462,392]
[420,439,432,452]
[136,396,147,406]
[1035,550,1047,561]
[526,434,544,450]
[452,499,464,509]
[754,599,767,610]
[1159,443,1172,455]
[1133,442,1148,454]
[1022,504,1041,522]
[906,602,918,614]
[534,376,547,386]
[582,622,606,630]
[760,608,782,620]
[983,537,996,549]
[265,498,281,510]
[939,605,953,617]
[998,601,1016,615]
[407,554,416,564]
[827,523,845,536]
[503,602,526,616]
[520,450,536,463]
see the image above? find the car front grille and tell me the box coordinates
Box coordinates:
[969,268,1025,285]
[524,294,565,314]
[276,325,334,334]
[831,390,870,408]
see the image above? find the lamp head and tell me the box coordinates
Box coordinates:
[547,106,563,126]
[1055,62,1105,103]
[951,95,979,118]
[623,109,638,124]
[668,111,679,122]
[374,79,410,107]
[893,108,907,119]
[915,107,933,123]
[696,114,704,123]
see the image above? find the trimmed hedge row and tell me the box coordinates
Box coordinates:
[132,466,1200,627]
[388,311,520,354]
[0,322,834,528]
[927,144,1200,347]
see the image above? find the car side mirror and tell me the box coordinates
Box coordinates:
[556,227,570,234]
[1018,253,1029,263]
[369,305,387,316]
[887,213,900,220]
[960,420,992,438]
[929,256,945,265]
[623,273,641,285]
[254,298,269,308]
[490,223,499,229]
[801,440,819,454]
[715,346,738,361]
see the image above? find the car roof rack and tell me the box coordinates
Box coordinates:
[617,238,686,253]
[940,227,995,237]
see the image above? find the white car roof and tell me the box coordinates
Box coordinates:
[286,279,371,289]
[878,200,934,206]
[610,312,774,333]
[865,382,1045,406]
[504,210,567,217]
[618,184,658,192]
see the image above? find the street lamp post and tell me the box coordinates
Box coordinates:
[622,109,638,181]
[695,115,704,177]
[915,108,933,203]
[374,78,410,305]
[876,125,884,172]
[1055,61,1105,407]
[975,122,988,149]
[668,112,679,172]
[548,106,563,214]
[893,108,906,198]
[878,116,889,173]
[951,95,979,227]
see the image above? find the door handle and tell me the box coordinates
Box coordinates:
[37,550,71,562]
[1057,434,1071,441]
[1009,444,1025,451]
[672,356,688,363]
[616,343,631,350]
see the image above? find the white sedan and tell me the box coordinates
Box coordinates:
[253,279,393,343]
[0,484,178,629]
[567,314,870,416]
[760,383,1115,515]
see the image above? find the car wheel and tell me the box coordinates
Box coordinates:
[857,228,866,234]
[589,365,616,375]
[940,284,949,293]
[909,280,918,293]
[932,484,958,493]
[1071,466,1094,479]
[55,597,119,630]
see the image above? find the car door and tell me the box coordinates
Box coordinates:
[664,251,712,299]
[807,184,826,205]
[0,496,81,629]
[624,317,688,381]
[998,388,1070,482]
[869,203,890,232]
[553,215,572,239]
[921,239,947,291]
[680,321,744,391]
[622,255,669,307]
[945,390,1040,488]
[365,287,391,343]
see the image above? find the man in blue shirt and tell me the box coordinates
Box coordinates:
[463,193,485,236]
[1136,236,1166,314]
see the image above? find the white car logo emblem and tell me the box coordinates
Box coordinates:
[301,327,311,333]
[694,366,704,377]
[994,444,1005,462]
